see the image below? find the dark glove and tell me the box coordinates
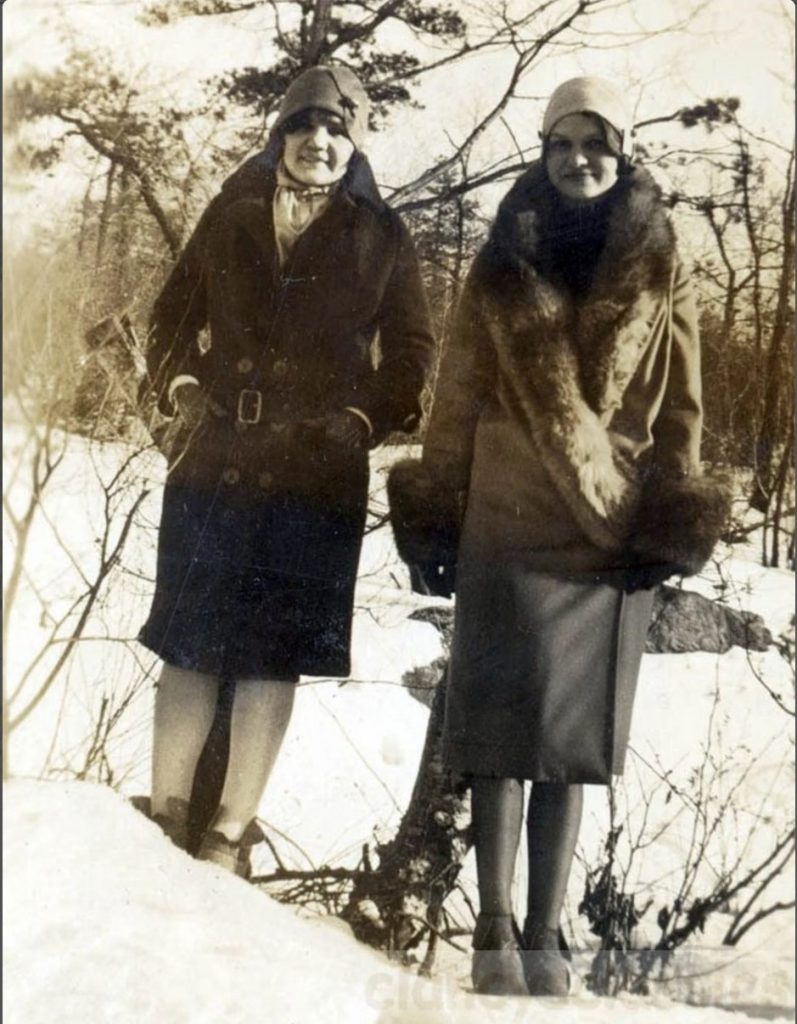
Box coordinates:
[300,410,369,450]
[624,560,683,593]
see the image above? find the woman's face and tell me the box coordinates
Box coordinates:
[545,113,620,203]
[282,109,355,186]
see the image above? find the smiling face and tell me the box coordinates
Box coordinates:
[544,113,621,204]
[282,108,355,186]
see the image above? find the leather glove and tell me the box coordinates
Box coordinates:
[301,410,369,450]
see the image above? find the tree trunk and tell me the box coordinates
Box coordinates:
[340,662,471,963]
[95,159,117,268]
[750,173,795,511]
[303,0,333,66]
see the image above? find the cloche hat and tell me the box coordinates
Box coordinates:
[542,76,634,156]
[273,66,370,149]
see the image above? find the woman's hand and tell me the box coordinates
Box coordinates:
[151,382,226,463]
[300,410,370,450]
[173,382,226,428]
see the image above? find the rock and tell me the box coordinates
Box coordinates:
[646,585,772,654]
[408,606,454,646]
[402,657,447,709]
[408,585,773,659]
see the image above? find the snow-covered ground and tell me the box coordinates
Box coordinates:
[4,429,795,1022]
[4,780,794,1024]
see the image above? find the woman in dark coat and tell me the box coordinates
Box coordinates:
[389,76,727,996]
[139,66,434,874]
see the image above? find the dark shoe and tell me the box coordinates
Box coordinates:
[196,819,264,879]
[131,795,190,851]
[521,919,570,996]
[471,914,529,997]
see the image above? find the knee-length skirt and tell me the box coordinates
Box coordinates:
[443,558,656,785]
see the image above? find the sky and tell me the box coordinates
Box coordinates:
[3,0,794,210]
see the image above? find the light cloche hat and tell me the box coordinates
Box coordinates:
[542,76,634,156]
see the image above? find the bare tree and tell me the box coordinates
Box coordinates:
[654,103,795,566]
[578,677,795,997]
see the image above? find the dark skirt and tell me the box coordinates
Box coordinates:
[443,558,656,784]
[139,474,367,680]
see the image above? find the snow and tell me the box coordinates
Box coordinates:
[4,431,795,1022]
[5,780,793,1024]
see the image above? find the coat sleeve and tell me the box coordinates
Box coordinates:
[141,199,219,415]
[344,215,435,443]
[651,259,703,476]
[422,264,496,493]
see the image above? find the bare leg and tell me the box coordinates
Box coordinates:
[525,782,584,932]
[151,663,220,817]
[212,679,296,841]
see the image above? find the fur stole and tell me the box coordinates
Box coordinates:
[474,162,678,550]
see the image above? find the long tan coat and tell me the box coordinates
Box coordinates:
[423,162,704,573]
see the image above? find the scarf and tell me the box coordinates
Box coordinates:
[475,162,677,551]
[273,162,342,263]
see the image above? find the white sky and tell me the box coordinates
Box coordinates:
[2,0,794,230]
[3,0,793,136]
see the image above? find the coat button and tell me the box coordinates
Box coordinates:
[236,357,254,374]
[272,358,288,378]
[222,467,240,485]
[258,471,273,489]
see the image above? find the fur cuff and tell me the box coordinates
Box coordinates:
[629,471,733,577]
[387,459,462,567]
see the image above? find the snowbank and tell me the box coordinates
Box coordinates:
[4,435,794,1021]
[5,780,791,1024]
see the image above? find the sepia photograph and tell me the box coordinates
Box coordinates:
[3,1,795,1021]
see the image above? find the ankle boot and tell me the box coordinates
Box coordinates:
[134,795,191,851]
[196,817,264,879]
[521,919,570,996]
[471,914,529,997]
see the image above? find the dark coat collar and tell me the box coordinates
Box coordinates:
[219,146,384,211]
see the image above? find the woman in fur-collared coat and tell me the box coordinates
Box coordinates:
[138,66,433,875]
[389,76,728,997]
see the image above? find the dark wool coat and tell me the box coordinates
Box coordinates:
[139,150,434,679]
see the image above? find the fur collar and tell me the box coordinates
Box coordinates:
[476,161,676,415]
[474,162,678,550]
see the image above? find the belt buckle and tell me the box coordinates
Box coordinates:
[237,388,262,425]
